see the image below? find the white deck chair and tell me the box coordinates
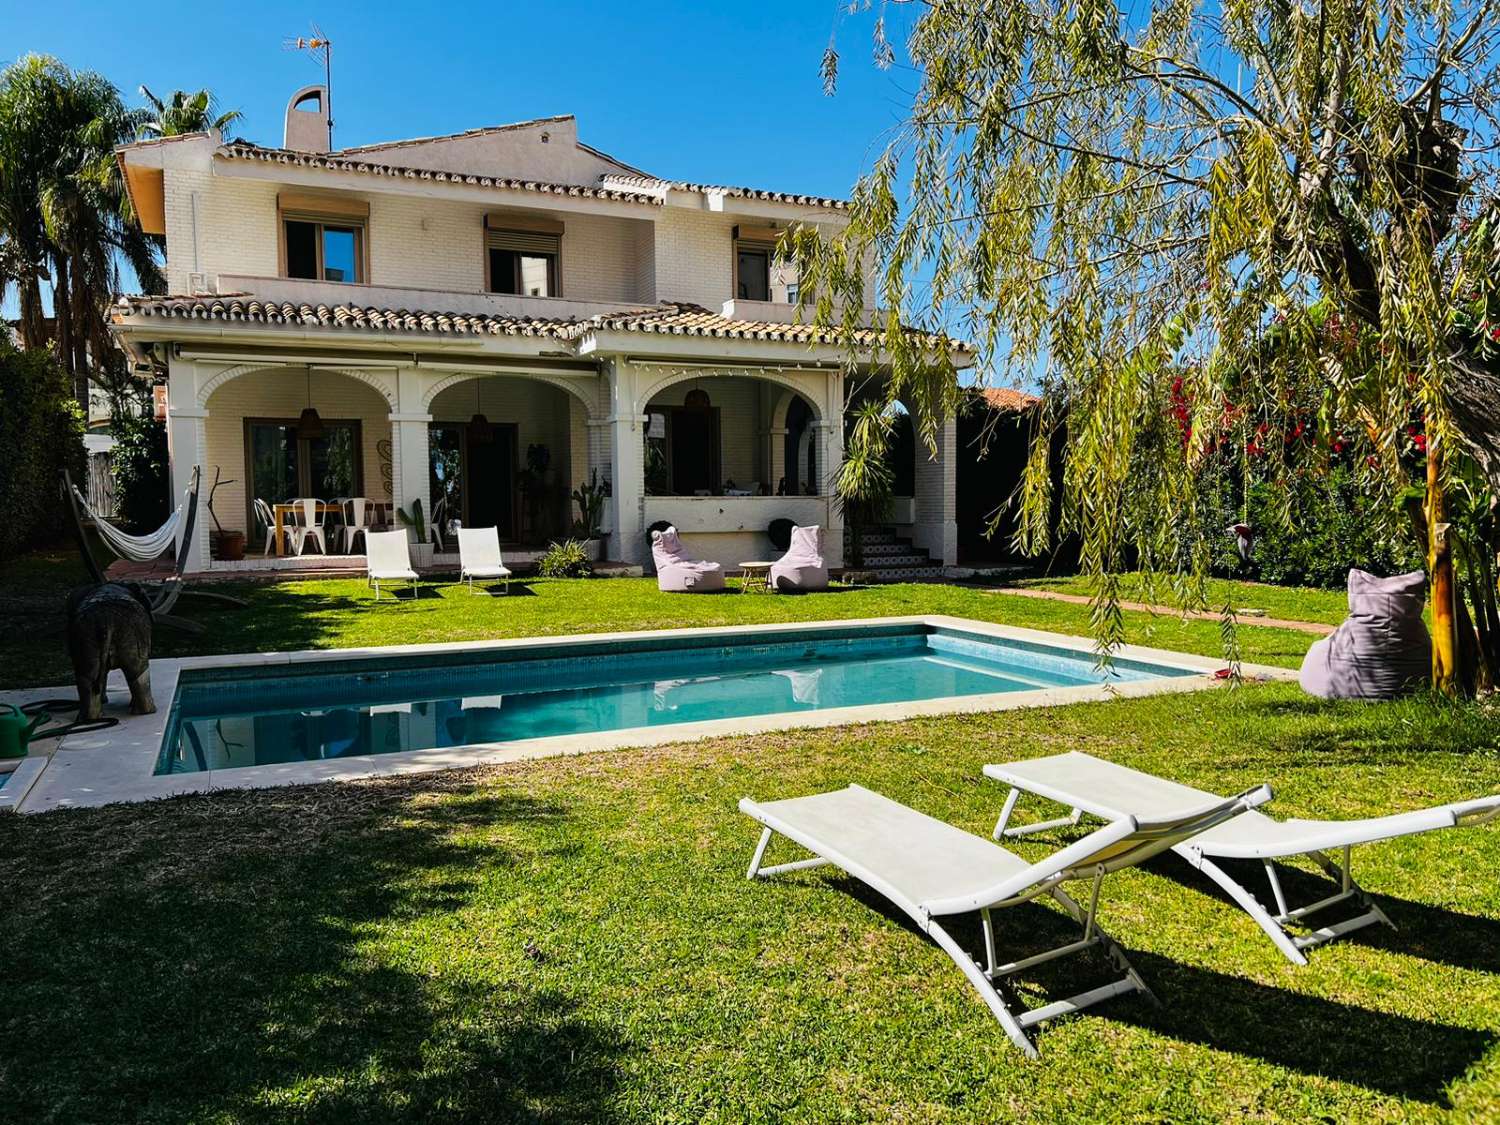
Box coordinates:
[365,529,420,601]
[984,751,1500,965]
[457,527,511,593]
[740,781,1270,1057]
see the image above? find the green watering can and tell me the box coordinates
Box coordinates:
[0,704,46,759]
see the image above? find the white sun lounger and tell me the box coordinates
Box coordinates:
[739,781,1269,1056]
[984,751,1500,964]
[365,529,421,601]
[457,527,512,594]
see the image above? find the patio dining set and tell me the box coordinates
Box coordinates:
[253,496,451,557]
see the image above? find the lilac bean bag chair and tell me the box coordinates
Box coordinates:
[770,524,829,592]
[1299,569,1431,700]
[651,526,725,593]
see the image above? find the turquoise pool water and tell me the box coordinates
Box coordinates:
[156,624,1196,775]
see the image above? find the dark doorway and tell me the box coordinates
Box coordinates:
[465,425,517,537]
[669,405,719,494]
[783,395,816,494]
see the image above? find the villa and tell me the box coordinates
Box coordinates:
[109,85,973,575]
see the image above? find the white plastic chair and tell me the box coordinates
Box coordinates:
[457,526,512,594]
[342,498,372,554]
[253,498,277,555]
[288,498,327,556]
[365,529,420,600]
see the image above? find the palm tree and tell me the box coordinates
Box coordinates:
[0,56,164,405]
[137,86,242,138]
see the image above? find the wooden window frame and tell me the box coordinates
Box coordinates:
[483,213,564,297]
[242,417,365,530]
[278,192,371,284]
[733,223,779,303]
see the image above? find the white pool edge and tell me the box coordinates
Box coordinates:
[19,616,1296,813]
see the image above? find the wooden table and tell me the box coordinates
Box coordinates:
[738,561,774,593]
[273,501,391,556]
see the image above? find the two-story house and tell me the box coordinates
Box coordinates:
[110,85,971,574]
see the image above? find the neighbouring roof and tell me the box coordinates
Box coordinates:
[215,141,665,206]
[113,295,970,354]
[976,386,1041,412]
[598,172,849,211]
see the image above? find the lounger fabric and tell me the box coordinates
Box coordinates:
[1299,568,1431,700]
[770,524,829,592]
[984,750,1500,964]
[740,780,1268,1056]
[651,526,725,592]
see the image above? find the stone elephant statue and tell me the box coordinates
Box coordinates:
[67,583,156,722]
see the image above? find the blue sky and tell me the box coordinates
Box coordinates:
[3,1,913,218]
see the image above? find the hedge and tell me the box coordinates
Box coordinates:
[0,338,86,560]
[111,411,170,535]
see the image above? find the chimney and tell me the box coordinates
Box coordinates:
[284,85,331,152]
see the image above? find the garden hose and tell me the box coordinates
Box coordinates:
[19,699,120,740]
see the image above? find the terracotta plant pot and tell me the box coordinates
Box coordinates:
[213,530,246,561]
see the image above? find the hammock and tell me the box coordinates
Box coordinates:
[72,485,185,562]
[62,465,244,633]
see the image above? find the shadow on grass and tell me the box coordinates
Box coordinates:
[1154,853,1500,975]
[0,778,627,1124]
[1110,951,1491,1106]
[827,872,1485,1104]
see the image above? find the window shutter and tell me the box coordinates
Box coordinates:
[485,228,561,255]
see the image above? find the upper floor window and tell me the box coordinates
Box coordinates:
[279,192,369,284]
[485,213,562,297]
[733,224,784,302]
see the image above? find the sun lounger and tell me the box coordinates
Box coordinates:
[651,526,725,593]
[457,526,512,593]
[984,751,1500,964]
[739,781,1269,1056]
[365,529,421,601]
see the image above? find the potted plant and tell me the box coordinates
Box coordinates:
[206,466,246,561]
[570,470,609,561]
[397,498,434,568]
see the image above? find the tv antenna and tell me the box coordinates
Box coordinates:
[284,25,334,147]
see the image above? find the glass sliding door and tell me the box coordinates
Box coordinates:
[245,419,364,533]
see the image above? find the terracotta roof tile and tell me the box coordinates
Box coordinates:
[597,173,848,211]
[216,142,662,206]
[113,296,969,354]
[114,294,586,338]
[573,303,968,352]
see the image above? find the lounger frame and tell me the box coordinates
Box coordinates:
[988,765,1500,965]
[741,784,1267,1057]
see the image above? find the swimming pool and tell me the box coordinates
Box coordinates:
[156,622,1198,776]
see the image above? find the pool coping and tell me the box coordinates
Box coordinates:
[16,616,1296,813]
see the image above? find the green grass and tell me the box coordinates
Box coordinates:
[2,684,1499,1121]
[1013,572,1350,626]
[0,550,1321,689]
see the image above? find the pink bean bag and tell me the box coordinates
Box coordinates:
[1299,569,1431,700]
[651,526,725,593]
[770,525,829,592]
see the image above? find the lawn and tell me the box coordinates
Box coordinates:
[5,549,1498,1121]
[1012,571,1351,626]
[0,550,1321,690]
[2,683,1498,1121]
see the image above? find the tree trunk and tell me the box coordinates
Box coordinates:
[1427,434,1460,696]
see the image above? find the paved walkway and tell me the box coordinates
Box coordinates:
[980,586,1335,635]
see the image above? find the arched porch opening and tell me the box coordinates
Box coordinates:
[428,375,577,544]
[203,366,394,549]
